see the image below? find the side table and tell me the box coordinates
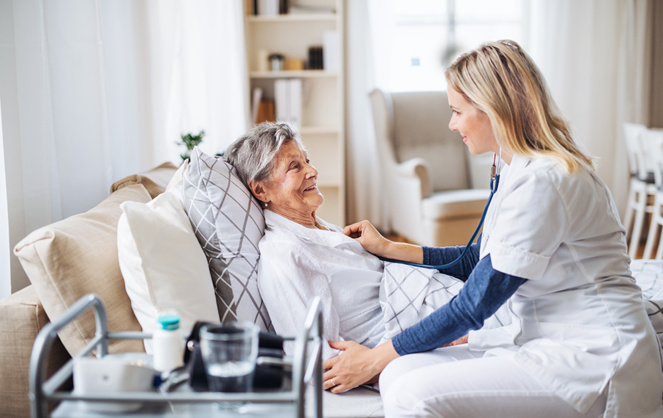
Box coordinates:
[30,294,323,418]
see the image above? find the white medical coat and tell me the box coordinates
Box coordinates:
[257,210,385,359]
[472,154,663,417]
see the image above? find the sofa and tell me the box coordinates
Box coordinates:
[0,162,177,417]
[0,151,384,418]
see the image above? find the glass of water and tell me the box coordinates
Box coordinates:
[200,321,259,409]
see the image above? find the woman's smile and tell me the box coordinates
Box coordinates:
[256,140,324,228]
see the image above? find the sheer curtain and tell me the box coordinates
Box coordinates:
[0,0,247,297]
[345,0,394,229]
[528,0,652,215]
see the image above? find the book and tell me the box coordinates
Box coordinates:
[274,78,303,127]
[256,100,275,124]
[252,87,263,124]
[323,31,339,72]
[279,0,289,14]
[308,46,323,70]
[258,0,279,16]
[288,79,302,128]
[274,79,289,122]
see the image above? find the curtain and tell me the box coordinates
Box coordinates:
[0,0,247,297]
[528,0,652,216]
[345,0,394,229]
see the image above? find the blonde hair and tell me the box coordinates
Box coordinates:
[445,40,593,173]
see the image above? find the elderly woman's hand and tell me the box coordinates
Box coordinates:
[343,220,424,264]
[322,340,400,394]
[343,220,390,256]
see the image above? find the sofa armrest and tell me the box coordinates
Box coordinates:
[0,285,70,418]
[110,161,179,198]
[395,158,432,199]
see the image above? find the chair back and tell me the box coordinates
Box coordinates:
[645,130,663,190]
[370,89,471,193]
[624,123,653,182]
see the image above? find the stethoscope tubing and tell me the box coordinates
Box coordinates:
[378,151,502,271]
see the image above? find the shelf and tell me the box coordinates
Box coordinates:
[245,0,345,225]
[250,70,338,79]
[300,126,339,135]
[248,14,336,23]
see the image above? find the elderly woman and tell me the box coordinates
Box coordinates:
[224,122,490,360]
[224,122,386,359]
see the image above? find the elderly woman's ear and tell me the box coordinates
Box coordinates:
[249,180,268,205]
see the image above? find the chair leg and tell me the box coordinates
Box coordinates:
[623,186,637,240]
[629,194,647,259]
[643,197,661,259]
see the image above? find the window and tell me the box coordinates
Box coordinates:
[388,0,528,91]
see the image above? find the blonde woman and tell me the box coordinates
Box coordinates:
[323,40,663,417]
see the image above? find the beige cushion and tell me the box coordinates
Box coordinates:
[0,285,71,418]
[390,91,470,191]
[421,189,491,220]
[110,162,179,199]
[14,184,151,356]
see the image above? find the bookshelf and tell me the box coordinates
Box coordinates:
[244,0,346,227]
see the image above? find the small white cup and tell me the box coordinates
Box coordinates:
[200,321,259,410]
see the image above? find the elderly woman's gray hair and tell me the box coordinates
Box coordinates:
[224,122,305,186]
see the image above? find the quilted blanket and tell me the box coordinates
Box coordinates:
[379,261,512,340]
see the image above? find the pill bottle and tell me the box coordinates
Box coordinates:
[153,314,184,375]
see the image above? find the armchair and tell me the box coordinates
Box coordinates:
[369,88,491,247]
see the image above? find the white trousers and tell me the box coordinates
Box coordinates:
[379,345,606,418]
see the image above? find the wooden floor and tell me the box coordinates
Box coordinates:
[383,233,414,244]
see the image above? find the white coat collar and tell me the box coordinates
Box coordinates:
[507,153,530,171]
[264,210,363,251]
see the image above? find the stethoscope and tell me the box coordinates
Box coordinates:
[379,149,502,270]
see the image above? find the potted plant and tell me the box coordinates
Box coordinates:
[177,130,205,163]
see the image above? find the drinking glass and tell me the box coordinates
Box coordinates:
[199,321,259,410]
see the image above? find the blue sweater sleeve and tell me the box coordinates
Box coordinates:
[422,234,483,281]
[422,243,480,282]
[391,254,526,355]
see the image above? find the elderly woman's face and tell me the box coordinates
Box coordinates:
[259,141,323,223]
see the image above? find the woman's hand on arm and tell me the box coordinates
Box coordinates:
[343,220,423,264]
[322,340,400,394]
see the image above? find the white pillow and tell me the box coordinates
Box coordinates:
[118,189,219,353]
[165,159,187,197]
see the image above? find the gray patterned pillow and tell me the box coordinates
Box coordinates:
[183,147,273,331]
